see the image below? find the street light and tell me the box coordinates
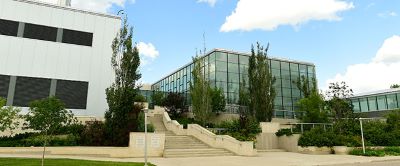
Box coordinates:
[144,108,149,166]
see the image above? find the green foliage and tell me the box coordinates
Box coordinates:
[390,84,400,89]
[217,119,261,141]
[190,56,212,126]
[133,94,146,102]
[163,92,186,119]
[210,87,226,113]
[326,82,355,122]
[137,111,155,132]
[79,121,106,146]
[151,91,165,106]
[385,109,400,130]
[0,133,79,147]
[105,16,142,146]
[298,127,342,147]
[293,75,317,98]
[26,97,76,135]
[296,92,328,123]
[248,43,276,122]
[349,147,400,157]
[176,117,196,129]
[349,148,386,157]
[275,129,293,137]
[0,97,21,134]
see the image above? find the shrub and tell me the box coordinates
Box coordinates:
[79,120,106,146]
[298,127,341,147]
[216,119,261,141]
[275,129,293,137]
[137,112,155,132]
[349,148,385,157]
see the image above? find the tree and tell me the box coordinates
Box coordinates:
[391,84,400,89]
[163,92,185,118]
[248,43,276,122]
[211,87,226,114]
[190,56,212,126]
[294,75,317,98]
[296,92,328,123]
[25,97,76,166]
[325,82,355,122]
[0,98,21,136]
[105,16,142,146]
[151,91,165,106]
[238,77,251,128]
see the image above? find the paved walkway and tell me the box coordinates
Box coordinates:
[2,152,400,166]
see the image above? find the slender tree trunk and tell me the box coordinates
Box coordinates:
[42,132,47,166]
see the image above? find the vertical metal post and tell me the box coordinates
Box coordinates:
[144,109,148,166]
[290,124,293,133]
[360,119,366,154]
[301,124,304,134]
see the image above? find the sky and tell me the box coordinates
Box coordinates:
[39,0,400,94]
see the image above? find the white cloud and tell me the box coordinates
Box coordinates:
[220,0,354,32]
[35,0,131,13]
[325,35,400,94]
[137,42,159,66]
[378,11,398,18]
[197,0,217,7]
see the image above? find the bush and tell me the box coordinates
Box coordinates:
[298,127,341,147]
[137,112,155,132]
[349,148,385,157]
[275,129,293,137]
[79,120,106,146]
[0,133,79,147]
[216,119,261,141]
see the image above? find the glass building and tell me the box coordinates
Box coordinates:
[350,88,400,117]
[151,49,316,116]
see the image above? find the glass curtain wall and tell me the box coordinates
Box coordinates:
[151,50,316,112]
[351,92,400,112]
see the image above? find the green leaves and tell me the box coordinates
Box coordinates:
[25,97,75,135]
[211,87,226,113]
[248,42,276,122]
[0,97,21,134]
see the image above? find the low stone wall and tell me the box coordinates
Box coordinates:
[0,132,165,158]
[256,133,278,150]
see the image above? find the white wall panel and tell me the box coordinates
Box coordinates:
[0,0,121,116]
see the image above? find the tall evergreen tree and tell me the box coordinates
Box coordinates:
[105,17,141,146]
[190,56,212,126]
[248,43,276,122]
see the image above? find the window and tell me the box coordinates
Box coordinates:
[228,83,239,93]
[377,95,387,110]
[239,65,248,75]
[271,60,280,69]
[0,75,10,99]
[228,63,239,73]
[216,61,227,72]
[228,73,239,83]
[359,98,368,112]
[387,94,398,110]
[216,71,227,82]
[281,62,290,71]
[239,55,249,65]
[209,52,216,62]
[14,76,51,107]
[227,53,239,63]
[216,52,227,61]
[23,23,57,42]
[0,19,19,37]
[290,63,299,72]
[299,65,307,73]
[398,93,400,108]
[367,97,377,111]
[62,29,93,46]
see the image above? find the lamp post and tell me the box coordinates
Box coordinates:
[359,118,366,154]
[144,108,149,166]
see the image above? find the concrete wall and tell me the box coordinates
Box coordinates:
[0,0,120,117]
[256,133,278,150]
[0,132,165,158]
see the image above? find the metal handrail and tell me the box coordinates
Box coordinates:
[282,122,334,134]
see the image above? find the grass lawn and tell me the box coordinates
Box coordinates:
[0,158,155,166]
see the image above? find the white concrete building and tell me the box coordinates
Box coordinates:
[0,0,121,117]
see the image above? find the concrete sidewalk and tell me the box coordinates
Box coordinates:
[1,152,400,166]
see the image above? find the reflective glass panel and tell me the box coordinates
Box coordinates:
[377,95,387,110]
[387,94,398,110]
[227,54,239,63]
[368,97,377,111]
[359,98,368,112]
[216,61,227,72]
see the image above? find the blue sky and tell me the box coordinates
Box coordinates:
[52,0,400,94]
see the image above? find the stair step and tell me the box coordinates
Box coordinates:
[164,152,233,158]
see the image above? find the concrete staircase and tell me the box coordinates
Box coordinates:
[148,114,234,158]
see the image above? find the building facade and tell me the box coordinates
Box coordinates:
[151,49,316,118]
[0,0,120,116]
[350,88,400,117]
